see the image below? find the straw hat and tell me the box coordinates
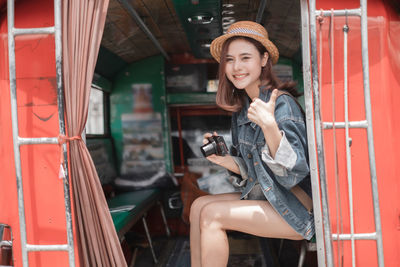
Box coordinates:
[210,21,279,64]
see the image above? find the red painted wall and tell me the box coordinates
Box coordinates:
[0,0,79,266]
[315,0,400,266]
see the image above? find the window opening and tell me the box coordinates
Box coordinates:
[86,85,106,135]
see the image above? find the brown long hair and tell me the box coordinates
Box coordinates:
[215,36,301,112]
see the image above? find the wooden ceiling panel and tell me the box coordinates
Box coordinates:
[140,0,190,54]
[100,0,302,63]
[262,0,301,58]
[222,0,260,23]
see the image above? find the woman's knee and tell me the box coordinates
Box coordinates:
[199,203,223,230]
[189,195,214,224]
[189,193,239,225]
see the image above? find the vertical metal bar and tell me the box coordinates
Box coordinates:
[297,241,307,267]
[318,13,323,106]
[142,216,158,264]
[7,1,29,266]
[328,11,342,266]
[54,0,76,266]
[329,10,344,267]
[343,21,356,267]
[359,0,385,265]
[309,0,334,266]
[299,1,326,266]
[157,201,171,237]
[160,74,173,174]
[255,0,267,23]
[176,108,185,170]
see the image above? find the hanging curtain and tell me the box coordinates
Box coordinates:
[62,1,127,266]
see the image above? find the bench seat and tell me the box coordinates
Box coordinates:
[107,188,161,238]
[88,138,170,263]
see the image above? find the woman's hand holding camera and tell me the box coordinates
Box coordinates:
[202,132,240,175]
[202,132,222,165]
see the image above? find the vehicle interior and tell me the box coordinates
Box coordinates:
[3,0,400,266]
[86,0,316,266]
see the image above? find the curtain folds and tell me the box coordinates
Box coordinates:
[62,1,127,266]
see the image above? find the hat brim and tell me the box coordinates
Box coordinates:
[210,32,279,64]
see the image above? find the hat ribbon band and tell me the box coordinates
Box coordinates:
[227,27,265,38]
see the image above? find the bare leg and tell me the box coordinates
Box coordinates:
[199,199,303,267]
[189,193,241,267]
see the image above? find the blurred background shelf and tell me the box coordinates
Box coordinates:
[166,92,217,105]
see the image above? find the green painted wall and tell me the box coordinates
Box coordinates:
[95,46,128,81]
[110,55,172,173]
[92,73,113,93]
[276,57,304,93]
[276,57,305,109]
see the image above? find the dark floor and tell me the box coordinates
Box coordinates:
[127,232,317,267]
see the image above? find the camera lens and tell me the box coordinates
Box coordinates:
[200,142,217,157]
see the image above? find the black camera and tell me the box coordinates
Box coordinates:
[200,135,228,157]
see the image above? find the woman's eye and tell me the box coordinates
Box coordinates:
[242,57,250,60]
[226,58,233,62]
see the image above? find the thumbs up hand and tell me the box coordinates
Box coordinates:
[247,89,278,129]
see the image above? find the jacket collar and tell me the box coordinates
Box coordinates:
[236,84,271,128]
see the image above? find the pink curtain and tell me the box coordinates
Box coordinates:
[62,1,127,266]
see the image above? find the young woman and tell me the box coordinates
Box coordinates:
[189,21,314,267]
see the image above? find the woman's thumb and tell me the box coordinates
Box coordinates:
[269,89,279,104]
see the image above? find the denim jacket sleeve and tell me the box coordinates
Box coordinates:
[261,95,309,189]
[229,112,248,187]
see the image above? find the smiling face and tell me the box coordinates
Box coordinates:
[224,38,268,93]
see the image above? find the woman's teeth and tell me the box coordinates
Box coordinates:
[234,74,246,79]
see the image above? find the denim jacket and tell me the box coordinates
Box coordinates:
[229,87,314,240]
